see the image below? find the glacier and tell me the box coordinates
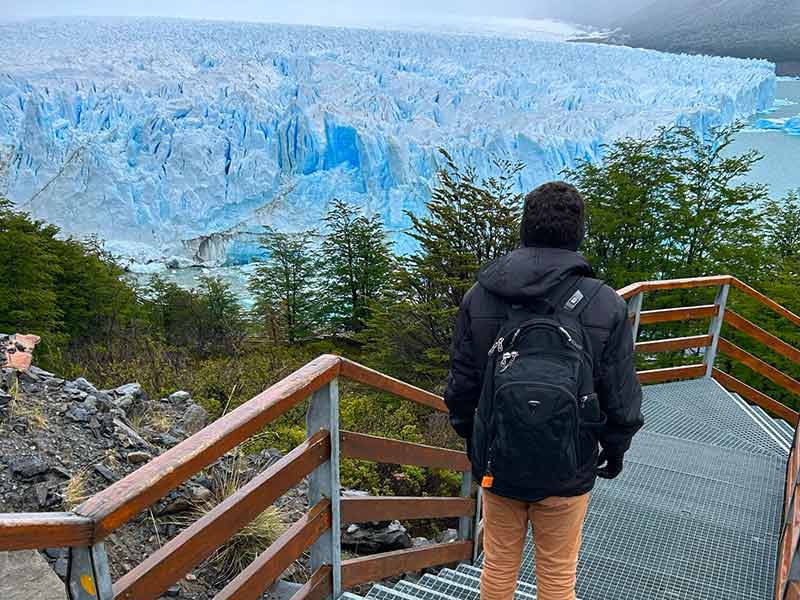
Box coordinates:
[0,17,776,266]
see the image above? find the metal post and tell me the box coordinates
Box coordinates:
[704,284,730,378]
[67,543,113,600]
[306,380,342,599]
[457,469,473,541]
[629,292,644,343]
[472,487,483,564]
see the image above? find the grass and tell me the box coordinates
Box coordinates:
[185,452,288,581]
[63,468,91,510]
[129,405,174,434]
[8,377,48,430]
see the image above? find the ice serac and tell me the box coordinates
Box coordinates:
[0,18,776,265]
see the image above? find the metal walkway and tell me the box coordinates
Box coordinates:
[344,378,791,600]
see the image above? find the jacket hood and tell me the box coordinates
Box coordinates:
[477,246,594,301]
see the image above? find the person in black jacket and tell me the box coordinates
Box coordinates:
[444,181,643,600]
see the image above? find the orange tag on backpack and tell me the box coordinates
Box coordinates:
[481,475,494,488]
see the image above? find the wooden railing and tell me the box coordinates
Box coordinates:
[1,275,799,600]
[621,275,800,425]
[0,355,473,600]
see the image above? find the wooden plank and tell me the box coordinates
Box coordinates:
[341,541,473,589]
[214,500,332,600]
[341,497,476,524]
[340,431,470,472]
[289,566,333,600]
[78,354,340,540]
[638,304,719,325]
[339,358,447,412]
[112,431,331,600]
[0,512,94,551]
[635,335,713,354]
[617,276,732,299]
[725,310,800,366]
[712,369,799,425]
[717,339,800,397]
[731,278,800,328]
[638,364,706,384]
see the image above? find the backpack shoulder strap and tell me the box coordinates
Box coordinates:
[556,277,605,319]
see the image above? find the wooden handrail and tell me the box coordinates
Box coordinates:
[638,304,719,325]
[341,541,473,589]
[289,565,332,600]
[340,431,471,472]
[712,369,799,425]
[112,430,331,600]
[638,364,706,384]
[725,311,800,366]
[341,496,475,524]
[214,500,332,600]
[635,335,712,353]
[340,357,447,412]
[617,275,733,299]
[718,339,800,397]
[730,279,800,328]
[77,355,340,541]
[0,512,94,551]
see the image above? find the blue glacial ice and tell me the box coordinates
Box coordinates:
[0,18,777,265]
[753,116,800,135]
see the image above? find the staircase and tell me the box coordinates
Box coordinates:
[0,274,798,600]
[340,377,792,600]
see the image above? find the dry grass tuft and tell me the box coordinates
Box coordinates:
[63,468,91,510]
[9,380,48,430]
[187,453,287,581]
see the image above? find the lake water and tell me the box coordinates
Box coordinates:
[730,78,800,199]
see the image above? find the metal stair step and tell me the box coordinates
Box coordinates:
[439,567,538,597]
[775,418,796,439]
[394,581,460,600]
[741,402,792,450]
[417,573,538,600]
[366,584,421,600]
[341,593,368,600]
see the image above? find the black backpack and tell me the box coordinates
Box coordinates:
[470,275,607,494]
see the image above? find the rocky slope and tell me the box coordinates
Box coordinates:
[0,336,454,599]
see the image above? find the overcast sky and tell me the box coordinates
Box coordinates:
[2,0,653,26]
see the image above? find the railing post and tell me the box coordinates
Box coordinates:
[629,292,644,343]
[67,543,113,600]
[472,487,483,564]
[704,284,730,378]
[457,469,473,542]
[306,379,342,599]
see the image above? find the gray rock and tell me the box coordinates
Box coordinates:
[181,404,208,435]
[168,390,191,406]
[29,366,55,378]
[436,528,459,544]
[189,484,212,502]
[53,556,68,579]
[95,392,116,411]
[113,419,151,448]
[8,456,49,479]
[0,388,11,406]
[71,377,98,394]
[126,451,153,464]
[341,520,412,553]
[412,536,431,547]
[82,395,98,411]
[94,463,117,482]
[44,548,64,560]
[0,550,67,599]
[65,405,90,423]
[165,584,181,597]
[114,382,145,401]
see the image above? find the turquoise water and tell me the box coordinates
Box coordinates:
[730,79,800,199]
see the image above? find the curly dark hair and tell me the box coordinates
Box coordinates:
[520,181,585,250]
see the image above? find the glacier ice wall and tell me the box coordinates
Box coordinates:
[0,18,776,265]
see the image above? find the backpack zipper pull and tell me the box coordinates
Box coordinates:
[558,326,582,350]
[488,336,504,356]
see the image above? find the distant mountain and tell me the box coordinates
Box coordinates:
[614,0,800,75]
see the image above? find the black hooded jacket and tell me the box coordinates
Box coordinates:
[444,246,644,500]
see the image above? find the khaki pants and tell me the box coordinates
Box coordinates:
[480,490,591,600]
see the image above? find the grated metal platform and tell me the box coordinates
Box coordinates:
[345,378,790,600]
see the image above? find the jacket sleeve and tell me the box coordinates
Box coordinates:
[444,291,481,440]
[596,298,644,456]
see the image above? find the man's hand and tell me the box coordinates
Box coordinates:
[596,449,624,479]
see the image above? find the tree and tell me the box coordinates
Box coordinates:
[321,200,393,333]
[764,190,800,261]
[249,228,320,343]
[363,151,523,385]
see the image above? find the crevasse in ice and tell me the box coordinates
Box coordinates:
[0,18,776,265]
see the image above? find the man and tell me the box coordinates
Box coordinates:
[444,181,643,600]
